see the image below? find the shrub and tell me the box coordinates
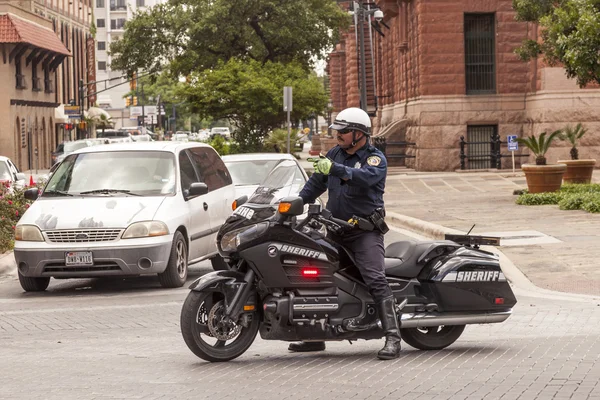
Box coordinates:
[208,135,232,155]
[0,182,35,253]
[516,183,600,213]
[264,129,301,155]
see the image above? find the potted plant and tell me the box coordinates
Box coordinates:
[557,123,596,184]
[517,130,566,193]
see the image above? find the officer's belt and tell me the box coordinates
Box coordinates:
[348,215,375,231]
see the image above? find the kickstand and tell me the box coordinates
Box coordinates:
[347,340,353,345]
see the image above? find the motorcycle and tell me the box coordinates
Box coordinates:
[180,194,517,362]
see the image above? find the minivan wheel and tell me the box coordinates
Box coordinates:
[210,255,229,271]
[18,271,50,292]
[158,231,188,288]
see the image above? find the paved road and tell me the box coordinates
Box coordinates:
[1,229,599,400]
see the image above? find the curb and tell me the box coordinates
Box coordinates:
[0,251,15,277]
[386,212,600,303]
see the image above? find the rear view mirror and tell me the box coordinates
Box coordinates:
[277,196,304,216]
[24,188,39,201]
[188,182,208,197]
[232,195,248,210]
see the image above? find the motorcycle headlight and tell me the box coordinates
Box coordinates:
[15,225,44,242]
[220,222,269,252]
[122,221,169,239]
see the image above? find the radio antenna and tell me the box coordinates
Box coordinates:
[466,224,476,236]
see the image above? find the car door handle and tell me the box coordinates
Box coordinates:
[203,202,208,211]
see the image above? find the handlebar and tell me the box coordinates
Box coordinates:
[295,208,354,234]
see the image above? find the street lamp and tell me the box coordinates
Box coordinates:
[352,1,384,113]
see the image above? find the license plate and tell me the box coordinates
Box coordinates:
[65,251,93,266]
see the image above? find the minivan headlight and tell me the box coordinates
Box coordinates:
[15,225,44,242]
[220,222,269,252]
[122,221,169,239]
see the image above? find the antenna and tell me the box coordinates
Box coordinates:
[466,224,476,236]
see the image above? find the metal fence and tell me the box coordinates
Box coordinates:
[460,127,529,170]
[372,137,415,164]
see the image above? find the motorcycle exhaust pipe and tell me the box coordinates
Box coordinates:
[343,310,511,332]
[399,310,512,328]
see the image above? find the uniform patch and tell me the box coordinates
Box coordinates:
[367,156,381,166]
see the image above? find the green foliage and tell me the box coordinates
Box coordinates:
[0,182,37,253]
[109,0,350,77]
[182,59,328,153]
[516,183,600,213]
[558,123,587,160]
[513,0,600,87]
[264,129,301,154]
[208,135,232,156]
[516,130,562,165]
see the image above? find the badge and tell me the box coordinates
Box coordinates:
[354,162,361,169]
[367,156,381,166]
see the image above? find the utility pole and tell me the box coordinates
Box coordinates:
[141,82,145,128]
[357,0,368,113]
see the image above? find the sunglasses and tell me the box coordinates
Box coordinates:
[336,129,353,135]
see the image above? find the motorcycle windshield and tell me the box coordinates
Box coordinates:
[246,159,305,205]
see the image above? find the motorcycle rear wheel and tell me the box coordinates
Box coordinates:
[180,291,259,362]
[401,325,465,350]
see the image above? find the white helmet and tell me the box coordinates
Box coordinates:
[329,107,372,135]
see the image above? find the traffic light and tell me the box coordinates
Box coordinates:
[133,96,138,106]
[125,97,131,107]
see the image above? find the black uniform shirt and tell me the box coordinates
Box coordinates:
[299,143,387,221]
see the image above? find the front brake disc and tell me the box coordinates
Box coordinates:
[207,300,242,341]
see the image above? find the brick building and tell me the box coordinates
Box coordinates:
[327,0,600,171]
[0,0,94,171]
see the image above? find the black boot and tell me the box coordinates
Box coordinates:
[377,296,401,360]
[288,341,326,352]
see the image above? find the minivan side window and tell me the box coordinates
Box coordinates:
[188,147,232,191]
[178,151,199,193]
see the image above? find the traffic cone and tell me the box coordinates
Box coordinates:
[29,175,34,187]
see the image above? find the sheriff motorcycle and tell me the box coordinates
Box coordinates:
[180,195,517,362]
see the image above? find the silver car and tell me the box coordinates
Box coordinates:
[14,142,235,291]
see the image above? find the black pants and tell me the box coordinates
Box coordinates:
[330,230,392,302]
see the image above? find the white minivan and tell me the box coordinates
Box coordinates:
[14,142,235,291]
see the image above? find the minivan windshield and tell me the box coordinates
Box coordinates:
[43,151,176,196]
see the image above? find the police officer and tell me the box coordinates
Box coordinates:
[289,107,401,360]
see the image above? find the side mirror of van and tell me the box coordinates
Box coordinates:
[188,182,208,197]
[24,188,39,201]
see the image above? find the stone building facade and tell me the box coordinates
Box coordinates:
[328,0,600,171]
[0,0,93,171]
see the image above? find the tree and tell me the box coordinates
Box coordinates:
[181,59,328,152]
[109,0,350,77]
[513,0,600,86]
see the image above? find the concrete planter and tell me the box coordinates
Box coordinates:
[557,159,596,184]
[522,164,567,193]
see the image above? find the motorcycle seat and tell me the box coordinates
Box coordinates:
[384,241,437,278]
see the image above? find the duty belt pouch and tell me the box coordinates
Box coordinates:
[370,209,390,234]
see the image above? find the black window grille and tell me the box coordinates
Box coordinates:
[464,14,496,94]
[467,125,496,169]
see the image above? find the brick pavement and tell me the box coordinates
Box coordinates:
[383,170,600,297]
[0,287,599,400]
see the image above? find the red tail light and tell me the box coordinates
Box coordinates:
[301,268,319,277]
[494,298,504,305]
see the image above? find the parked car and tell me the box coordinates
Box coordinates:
[171,133,190,142]
[96,130,134,144]
[210,127,231,140]
[120,126,152,142]
[222,153,309,199]
[14,141,235,292]
[0,156,26,190]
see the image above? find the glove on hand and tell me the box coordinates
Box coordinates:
[307,156,333,175]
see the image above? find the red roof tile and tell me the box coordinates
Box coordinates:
[0,14,70,56]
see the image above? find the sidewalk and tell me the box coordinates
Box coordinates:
[383,170,600,297]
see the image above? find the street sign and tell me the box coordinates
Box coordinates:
[283,86,293,112]
[507,135,518,151]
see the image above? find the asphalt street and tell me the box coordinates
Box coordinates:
[0,229,599,400]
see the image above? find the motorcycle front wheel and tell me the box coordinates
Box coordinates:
[180,291,259,362]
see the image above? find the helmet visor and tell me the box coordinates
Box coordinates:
[329,121,350,132]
